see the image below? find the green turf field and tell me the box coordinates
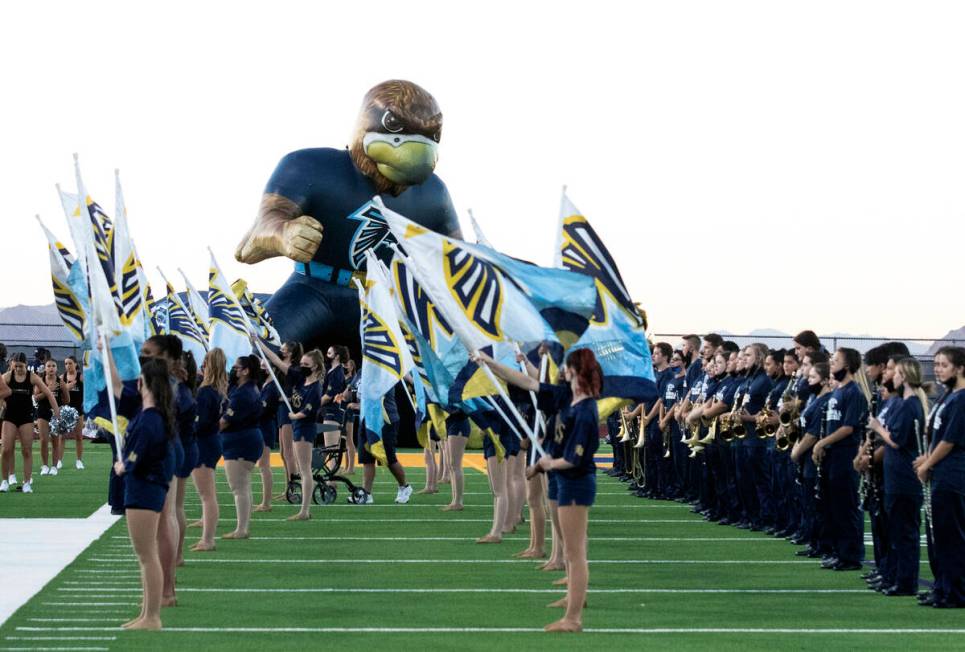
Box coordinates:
[1,452,963,651]
[0,441,111,518]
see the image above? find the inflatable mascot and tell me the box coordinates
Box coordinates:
[235,80,462,350]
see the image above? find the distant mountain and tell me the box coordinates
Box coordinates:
[928,325,965,355]
[693,327,937,356]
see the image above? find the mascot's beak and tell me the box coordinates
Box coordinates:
[363,132,438,185]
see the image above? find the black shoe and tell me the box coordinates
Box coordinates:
[864,572,881,584]
[718,518,732,526]
[932,599,965,609]
[750,524,764,532]
[806,548,822,558]
[795,546,816,557]
[820,556,839,569]
[882,586,917,597]
[788,536,805,545]
[735,521,751,530]
[706,513,721,522]
[832,561,863,571]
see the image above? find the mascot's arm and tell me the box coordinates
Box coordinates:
[234,193,324,264]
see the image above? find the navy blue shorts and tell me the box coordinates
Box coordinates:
[504,431,521,457]
[176,438,198,479]
[195,435,223,469]
[276,403,291,427]
[124,475,168,512]
[358,422,399,466]
[172,437,185,476]
[323,406,344,423]
[557,472,596,507]
[260,421,277,448]
[222,428,263,463]
[547,470,559,502]
[292,421,317,443]
[446,414,470,438]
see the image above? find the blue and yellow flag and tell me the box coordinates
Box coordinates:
[111,171,145,342]
[165,281,208,365]
[555,191,657,418]
[232,278,280,347]
[208,252,253,371]
[37,217,86,343]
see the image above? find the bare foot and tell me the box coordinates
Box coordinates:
[190,541,216,552]
[121,616,144,628]
[187,519,203,529]
[222,531,250,539]
[546,596,586,608]
[519,550,546,559]
[544,618,581,633]
[540,561,565,571]
[476,534,502,544]
[253,504,272,512]
[552,576,569,586]
[438,478,451,484]
[161,596,177,607]
[287,512,311,521]
[416,488,438,495]
[127,617,163,631]
[502,526,517,535]
[440,504,464,512]
[513,548,535,558]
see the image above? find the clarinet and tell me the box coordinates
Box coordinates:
[814,399,829,502]
[863,391,881,514]
[914,416,933,538]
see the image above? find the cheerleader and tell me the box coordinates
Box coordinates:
[477,348,603,632]
[868,357,927,596]
[112,357,176,631]
[34,359,67,476]
[189,348,227,552]
[61,356,85,470]
[914,346,965,608]
[1,353,60,494]
[219,355,266,537]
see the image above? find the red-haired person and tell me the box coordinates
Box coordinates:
[476,348,602,633]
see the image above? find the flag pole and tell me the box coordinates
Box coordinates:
[98,330,124,463]
[207,248,294,416]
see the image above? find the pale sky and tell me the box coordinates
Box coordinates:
[2,0,963,339]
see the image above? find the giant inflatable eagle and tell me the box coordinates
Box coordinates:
[235,80,462,352]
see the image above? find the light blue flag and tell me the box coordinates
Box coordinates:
[166,282,208,366]
[555,192,657,417]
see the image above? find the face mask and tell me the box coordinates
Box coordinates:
[882,379,896,394]
[832,368,848,382]
[808,381,823,393]
[943,376,958,390]
[670,365,682,374]
[228,369,239,386]
[138,355,150,367]
[301,365,313,373]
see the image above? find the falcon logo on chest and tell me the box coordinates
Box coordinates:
[347,201,397,270]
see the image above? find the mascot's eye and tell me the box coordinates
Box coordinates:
[432,130,441,143]
[381,111,404,133]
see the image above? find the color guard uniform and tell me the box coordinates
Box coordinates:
[221,382,264,463]
[121,407,175,512]
[194,385,225,469]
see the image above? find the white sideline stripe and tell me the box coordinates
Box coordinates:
[61,583,136,586]
[81,558,818,565]
[4,638,117,641]
[41,604,134,607]
[27,619,118,623]
[69,572,137,576]
[66,587,870,595]
[218,536,782,542]
[0,647,109,651]
[0,505,121,628]
[15,626,965,635]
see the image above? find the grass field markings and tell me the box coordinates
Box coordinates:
[232,535,785,542]
[180,501,684,509]
[15,626,965,635]
[41,604,135,607]
[83,558,824,565]
[0,647,110,651]
[4,637,117,641]
[173,517,711,523]
[99,587,872,594]
[25,619,119,623]
[60,583,138,587]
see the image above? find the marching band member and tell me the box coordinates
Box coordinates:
[914,346,965,608]
[791,362,832,558]
[734,344,774,531]
[811,348,870,571]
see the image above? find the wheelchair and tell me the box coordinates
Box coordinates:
[286,422,366,505]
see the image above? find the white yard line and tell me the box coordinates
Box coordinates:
[0,506,120,628]
[13,626,965,635]
[80,558,818,566]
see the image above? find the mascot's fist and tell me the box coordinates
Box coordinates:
[281,215,324,262]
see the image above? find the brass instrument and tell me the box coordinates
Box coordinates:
[661,418,672,459]
[634,412,646,449]
[756,404,778,438]
[719,399,740,442]
[775,428,791,452]
[618,409,632,443]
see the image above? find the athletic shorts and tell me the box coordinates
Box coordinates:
[557,472,596,507]
[222,428,263,463]
[124,476,168,513]
[276,403,291,427]
[446,413,471,438]
[358,422,399,466]
[195,435,223,469]
[172,437,185,476]
[176,438,199,479]
[292,421,317,444]
[547,470,559,502]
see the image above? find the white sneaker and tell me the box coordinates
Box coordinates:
[0,480,8,492]
[364,492,374,504]
[75,460,85,470]
[56,461,63,470]
[40,465,50,476]
[8,474,17,486]
[395,484,413,504]
[22,482,32,494]
[49,466,59,476]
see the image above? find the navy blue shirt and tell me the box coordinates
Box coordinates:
[824,381,868,452]
[175,382,196,443]
[290,380,322,439]
[260,381,281,428]
[265,148,460,271]
[663,374,685,410]
[742,370,774,441]
[222,382,262,432]
[558,398,599,480]
[685,358,703,395]
[714,375,739,408]
[322,365,346,400]
[800,392,832,478]
[931,388,965,495]
[536,382,573,458]
[195,386,224,438]
[767,377,791,411]
[122,407,173,487]
[883,396,922,496]
[795,375,812,406]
